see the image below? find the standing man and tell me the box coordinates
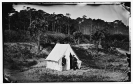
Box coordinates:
[62,56,66,71]
[73,55,78,70]
[70,53,73,69]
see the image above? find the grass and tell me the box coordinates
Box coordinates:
[72,47,97,68]
[72,45,129,73]
[4,43,38,71]
[3,42,130,82]
[39,73,110,82]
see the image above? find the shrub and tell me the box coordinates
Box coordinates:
[27,60,37,67]
[4,30,31,42]
[4,43,37,70]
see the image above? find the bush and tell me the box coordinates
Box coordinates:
[4,43,37,70]
[63,35,74,44]
[10,62,21,70]
[4,30,31,42]
[27,60,37,67]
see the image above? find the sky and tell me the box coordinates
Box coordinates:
[13,3,130,26]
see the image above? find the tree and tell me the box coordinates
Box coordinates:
[30,10,48,53]
[58,14,64,33]
[82,15,87,34]
[90,18,93,41]
[82,15,87,19]
[73,31,83,44]
[76,17,82,32]
[66,13,71,35]
[9,11,19,31]
[2,3,15,30]
[28,8,36,30]
[54,14,64,33]
[19,10,29,31]
[92,28,108,54]
[51,12,56,31]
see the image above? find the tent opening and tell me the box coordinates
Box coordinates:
[70,53,78,70]
[62,56,67,71]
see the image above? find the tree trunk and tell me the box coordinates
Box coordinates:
[98,38,102,49]
[24,23,25,31]
[78,38,80,44]
[99,39,101,45]
[60,25,61,33]
[52,23,53,31]
[74,39,76,44]
[79,24,80,32]
[104,59,107,70]
[9,17,10,31]
[37,30,41,54]
[90,23,92,41]
[29,12,31,29]
[53,23,54,31]
[56,27,58,32]
[90,34,91,42]
[96,41,99,55]
[68,24,70,35]
[66,25,67,34]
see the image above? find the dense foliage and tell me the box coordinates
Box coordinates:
[3,6,130,51]
[4,6,129,35]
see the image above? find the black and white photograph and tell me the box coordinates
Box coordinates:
[2,1,131,82]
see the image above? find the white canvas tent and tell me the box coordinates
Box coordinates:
[45,44,82,71]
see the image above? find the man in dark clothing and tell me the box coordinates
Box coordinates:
[73,55,78,70]
[62,56,66,71]
[70,53,73,69]
[62,56,66,66]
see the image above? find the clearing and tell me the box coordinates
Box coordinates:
[3,43,130,82]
